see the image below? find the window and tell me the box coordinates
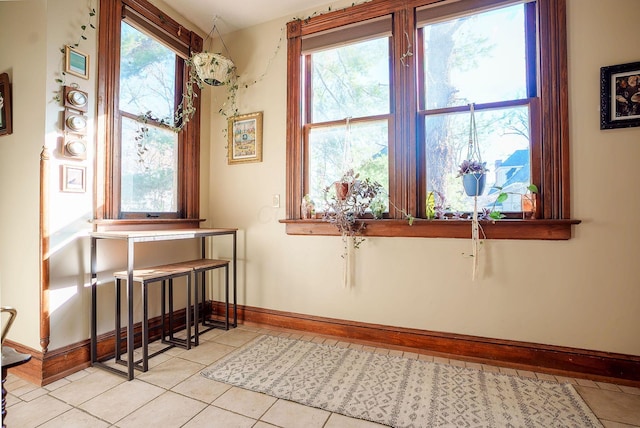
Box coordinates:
[97,0,203,222]
[304,20,392,204]
[285,0,577,240]
[419,2,536,216]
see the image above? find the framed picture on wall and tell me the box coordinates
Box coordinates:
[0,72,13,136]
[600,61,640,129]
[61,164,86,192]
[227,112,263,164]
[65,45,90,80]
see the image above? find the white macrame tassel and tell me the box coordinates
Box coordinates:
[471,195,480,281]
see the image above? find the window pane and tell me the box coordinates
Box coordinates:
[422,4,526,110]
[120,22,176,124]
[121,117,178,212]
[311,37,390,122]
[308,120,389,206]
[425,106,531,213]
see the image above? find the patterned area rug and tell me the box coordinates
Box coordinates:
[201,335,602,427]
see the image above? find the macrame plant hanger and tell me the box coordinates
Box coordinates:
[192,16,236,86]
[468,103,482,280]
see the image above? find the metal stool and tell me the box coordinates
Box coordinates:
[113,263,193,373]
[174,259,231,345]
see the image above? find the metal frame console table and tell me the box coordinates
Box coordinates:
[90,228,237,380]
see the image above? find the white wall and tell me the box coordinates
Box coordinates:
[1,0,638,359]
[0,0,48,351]
[206,0,640,356]
[0,0,209,351]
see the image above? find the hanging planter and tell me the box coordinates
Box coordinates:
[457,103,489,281]
[192,52,235,86]
[457,104,488,196]
[462,165,487,196]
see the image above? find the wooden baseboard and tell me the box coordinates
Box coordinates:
[7,303,640,387]
[217,303,640,387]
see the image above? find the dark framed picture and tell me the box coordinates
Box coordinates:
[64,45,90,80]
[0,72,13,136]
[600,61,640,130]
[227,112,263,164]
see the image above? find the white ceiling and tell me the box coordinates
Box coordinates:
[168,0,334,35]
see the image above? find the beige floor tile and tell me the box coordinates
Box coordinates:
[182,405,256,428]
[499,367,519,376]
[38,408,111,428]
[261,399,330,428]
[65,369,91,382]
[324,413,388,427]
[179,339,236,365]
[43,377,72,391]
[433,357,450,365]
[4,373,29,390]
[417,354,433,362]
[20,387,49,401]
[50,369,124,406]
[116,391,206,428]
[388,349,403,358]
[135,356,204,389]
[481,364,501,373]
[213,329,260,347]
[597,382,623,392]
[79,378,165,423]
[253,422,281,428]
[449,359,466,368]
[556,375,578,385]
[516,370,537,379]
[576,385,640,426]
[535,373,557,382]
[9,381,39,398]
[198,326,226,341]
[374,348,390,356]
[620,385,640,395]
[3,394,72,428]
[576,378,599,388]
[601,420,640,428]
[172,373,232,403]
[5,392,21,408]
[213,386,277,419]
[465,362,483,371]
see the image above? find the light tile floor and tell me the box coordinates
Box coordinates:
[4,324,640,428]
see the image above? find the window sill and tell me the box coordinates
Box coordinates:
[280,218,581,240]
[92,218,205,232]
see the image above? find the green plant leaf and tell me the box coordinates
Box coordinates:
[496,193,508,204]
[489,211,504,220]
[527,184,539,193]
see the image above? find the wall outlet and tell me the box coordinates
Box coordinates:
[272,194,280,208]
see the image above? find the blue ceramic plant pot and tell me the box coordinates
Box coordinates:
[462,173,486,196]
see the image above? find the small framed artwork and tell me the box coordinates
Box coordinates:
[61,164,86,192]
[64,45,90,80]
[227,112,263,164]
[600,61,640,129]
[0,72,13,136]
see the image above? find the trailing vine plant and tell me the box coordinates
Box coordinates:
[53,1,96,101]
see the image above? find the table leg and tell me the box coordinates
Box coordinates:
[90,237,97,364]
[232,231,237,327]
[126,239,134,381]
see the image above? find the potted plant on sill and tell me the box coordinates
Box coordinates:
[458,159,489,197]
[322,169,382,286]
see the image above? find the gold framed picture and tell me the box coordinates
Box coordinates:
[64,45,90,80]
[227,112,263,164]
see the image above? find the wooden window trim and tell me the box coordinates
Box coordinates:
[96,0,202,224]
[282,0,580,240]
